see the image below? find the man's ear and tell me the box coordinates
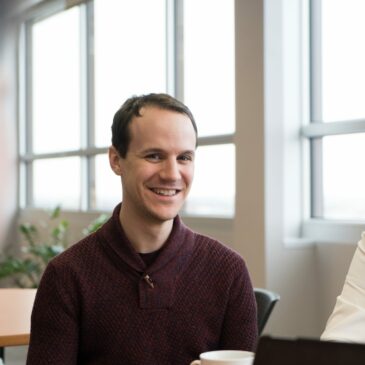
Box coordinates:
[109,146,123,176]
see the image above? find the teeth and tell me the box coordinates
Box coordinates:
[153,188,177,196]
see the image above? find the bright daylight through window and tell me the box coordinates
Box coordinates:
[19,0,235,217]
[308,0,365,220]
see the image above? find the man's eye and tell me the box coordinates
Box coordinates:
[179,155,193,162]
[146,154,161,161]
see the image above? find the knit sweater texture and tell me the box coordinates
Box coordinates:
[26,204,258,365]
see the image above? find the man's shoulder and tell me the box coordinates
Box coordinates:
[193,231,245,266]
[188,232,250,286]
[50,230,101,267]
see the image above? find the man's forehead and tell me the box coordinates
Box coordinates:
[129,113,196,150]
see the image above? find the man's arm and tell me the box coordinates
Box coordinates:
[26,262,79,364]
[219,258,258,351]
[321,233,365,343]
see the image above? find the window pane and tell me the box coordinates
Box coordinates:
[318,0,365,122]
[322,134,365,219]
[94,0,167,147]
[32,7,81,153]
[94,154,122,211]
[33,157,81,209]
[184,0,235,136]
[184,144,235,217]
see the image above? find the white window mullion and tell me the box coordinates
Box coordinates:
[25,21,34,207]
[80,1,95,210]
[308,0,324,219]
[198,134,234,147]
[302,119,365,138]
[309,0,323,123]
[310,138,323,217]
[174,0,184,100]
[166,0,175,96]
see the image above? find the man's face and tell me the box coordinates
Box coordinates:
[109,106,196,224]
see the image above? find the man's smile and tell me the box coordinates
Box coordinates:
[150,188,181,196]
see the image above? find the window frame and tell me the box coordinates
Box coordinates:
[265,0,365,247]
[18,0,236,217]
[18,0,104,211]
[303,0,365,219]
[299,0,365,243]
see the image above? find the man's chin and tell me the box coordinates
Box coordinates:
[148,208,180,223]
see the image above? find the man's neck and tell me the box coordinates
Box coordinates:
[119,207,174,254]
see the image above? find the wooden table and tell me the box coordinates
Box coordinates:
[0,289,36,359]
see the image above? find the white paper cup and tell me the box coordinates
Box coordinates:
[190,350,254,365]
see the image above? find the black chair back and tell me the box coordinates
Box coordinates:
[254,288,280,335]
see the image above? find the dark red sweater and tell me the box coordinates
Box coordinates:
[26,204,258,365]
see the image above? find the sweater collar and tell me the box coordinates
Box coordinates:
[99,203,195,275]
[99,203,196,309]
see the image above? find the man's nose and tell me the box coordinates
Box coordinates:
[160,159,180,181]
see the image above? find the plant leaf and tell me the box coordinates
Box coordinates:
[0,205,107,288]
[19,223,38,246]
[52,220,69,241]
[50,205,61,219]
[82,214,109,235]
[0,257,40,279]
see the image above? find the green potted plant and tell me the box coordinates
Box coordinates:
[0,206,109,288]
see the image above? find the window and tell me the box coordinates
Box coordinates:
[19,0,235,217]
[20,5,85,210]
[94,0,167,148]
[183,0,235,217]
[303,0,365,220]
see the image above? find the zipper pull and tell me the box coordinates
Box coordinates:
[143,274,155,289]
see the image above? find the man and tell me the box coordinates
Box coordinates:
[321,232,365,343]
[27,93,258,365]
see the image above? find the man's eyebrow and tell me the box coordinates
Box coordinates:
[140,148,165,154]
[139,148,195,155]
[180,150,195,155]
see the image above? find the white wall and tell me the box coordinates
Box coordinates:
[234,0,321,337]
[234,0,266,289]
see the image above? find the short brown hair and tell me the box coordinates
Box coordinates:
[111,93,198,157]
